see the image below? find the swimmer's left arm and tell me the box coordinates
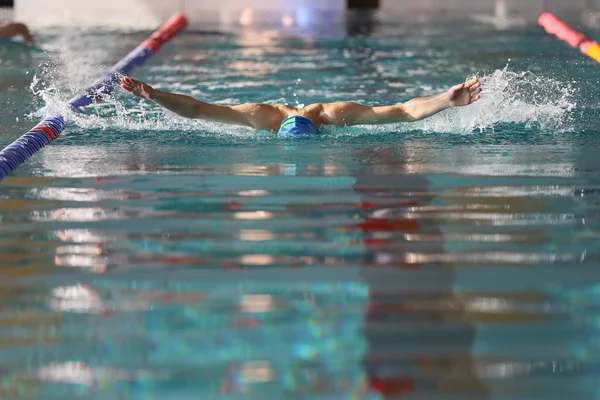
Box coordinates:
[321,78,481,126]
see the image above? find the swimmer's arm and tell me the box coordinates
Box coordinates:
[321,78,481,126]
[121,77,282,130]
[0,23,34,44]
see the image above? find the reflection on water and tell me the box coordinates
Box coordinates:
[1,138,600,399]
[0,21,599,400]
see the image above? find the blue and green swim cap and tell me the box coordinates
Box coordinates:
[277,116,320,137]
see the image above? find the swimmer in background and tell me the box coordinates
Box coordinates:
[120,76,482,135]
[0,23,34,45]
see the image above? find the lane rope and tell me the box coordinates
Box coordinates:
[538,12,600,64]
[0,13,188,180]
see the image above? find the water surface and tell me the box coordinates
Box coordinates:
[0,19,599,399]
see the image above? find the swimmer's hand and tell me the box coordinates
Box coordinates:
[121,77,155,100]
[448,77,481,107]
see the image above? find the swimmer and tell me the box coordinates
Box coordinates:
[0,23,34,45]
[120,76,481,136]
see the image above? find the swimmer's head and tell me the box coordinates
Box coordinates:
[277,116,319,137]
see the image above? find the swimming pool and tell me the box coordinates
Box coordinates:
[0,18,599,399]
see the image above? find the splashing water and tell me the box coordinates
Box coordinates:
[414,65,577,134]
[30,63,577,137]
[30,68,215,136]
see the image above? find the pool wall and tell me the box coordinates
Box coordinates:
[15,0,600,29]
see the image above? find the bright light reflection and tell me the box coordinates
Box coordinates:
[239,8,254,26]
[234,30,279,47]
[37,362,134,384]
[228,61,272,76]
[240,254,275,265]
[403,252,428,264]
[234,211,273,220]
[240,361,275,383]
[460,186,575,197]
[402,252,572,264]
[50,285,104,313]
[34,208,122,222]
[456,163,576,178]
[465,297,512,313]
[281,15,294,27]
[238,190,269,197]
[38,362,94,385]
[39,187,122,202]
[238,230,275,241]
[475,362,532,378]
[375,253,393,265]
[231,163,270,176]
[324,164,341,176]
[54,229,107,243]
[55,245,102,255]
[240,294,277,313]
[404,233,514,242]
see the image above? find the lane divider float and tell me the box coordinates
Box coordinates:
[538,12,600,64]
[0,13,188,180]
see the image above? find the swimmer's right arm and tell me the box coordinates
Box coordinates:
[121,77,282,130]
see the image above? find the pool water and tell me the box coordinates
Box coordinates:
[1,19,600,399]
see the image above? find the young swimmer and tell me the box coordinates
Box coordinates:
[120,76,482,136]
[0,23,35,45]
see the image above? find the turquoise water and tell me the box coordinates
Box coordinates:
[1,19,600,399]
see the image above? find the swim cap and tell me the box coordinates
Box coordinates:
[277,116,320,137]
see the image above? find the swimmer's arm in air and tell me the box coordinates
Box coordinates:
[120,77,283,130]
[0,23,35,45]
[320,78,481,126]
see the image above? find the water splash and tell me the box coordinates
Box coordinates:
[29,71,227,137]
[292,78,305,108]
[415,65,578,134]
[28,57,261,139]
[30,62,577,137]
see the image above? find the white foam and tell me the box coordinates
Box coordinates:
[413,65,577,134]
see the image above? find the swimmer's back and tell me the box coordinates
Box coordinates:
[274,103,324,128]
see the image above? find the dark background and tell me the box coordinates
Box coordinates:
[347,0,379,9]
